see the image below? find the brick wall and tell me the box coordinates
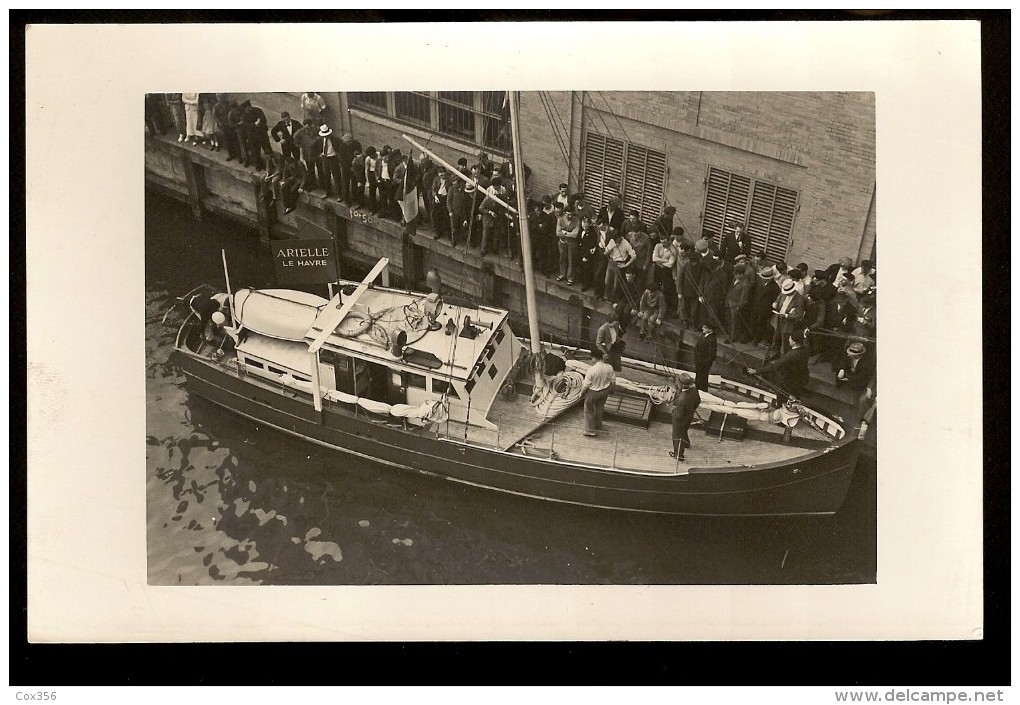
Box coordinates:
[578,91,876,269]
[220,91,875,269]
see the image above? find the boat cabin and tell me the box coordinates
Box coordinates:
[229,266,523,430]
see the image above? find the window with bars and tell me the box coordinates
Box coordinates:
[394,92,431,127]
[701,166,799,263]
[582,132,666,228]
[347,91,511,152]
[348,92,388,114]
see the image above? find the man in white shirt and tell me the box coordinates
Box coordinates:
[603,228,636,301]
[581,348,616,437]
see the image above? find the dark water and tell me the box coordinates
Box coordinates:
[145,190,876,585]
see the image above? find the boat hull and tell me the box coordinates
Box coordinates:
[174,351,859,516]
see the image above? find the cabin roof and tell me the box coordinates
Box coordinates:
[303,285,509,381]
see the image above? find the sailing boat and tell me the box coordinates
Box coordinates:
[167,92,860,516]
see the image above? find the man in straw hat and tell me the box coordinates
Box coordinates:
[669,373,702,461]
[768,277,805,360]
[313,124,343,200]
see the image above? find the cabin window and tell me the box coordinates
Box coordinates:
[701,166,799,263]
[493,327,505,345]
[322,350,349,372]
[464,378,476,394]
[267,365,287,375]
[346,91,511,151]
[432,378,461,399]
[487,364,499,380]
[582,131,666,230]
[484,343,496,360]
[403,371,427,390]
[246,358,265,369]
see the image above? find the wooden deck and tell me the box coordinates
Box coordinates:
[433,372,829,475]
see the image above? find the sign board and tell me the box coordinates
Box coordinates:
[272,237,338,285]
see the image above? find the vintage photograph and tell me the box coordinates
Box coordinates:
[144,89,877,586]
[26,19,987,647]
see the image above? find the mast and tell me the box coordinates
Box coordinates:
[507,91,545,391]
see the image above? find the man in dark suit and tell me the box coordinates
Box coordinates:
[225,101,247,165]
[271,111,303,160]
[669,373,702,461]
[748,328,810,404]
[447,179,473,248]
[241,100,274,171]
[836,341,874,391]
[720,221,754,265]
[694,323,717,392]
[697,254,727,330]
[336,133,361,205]
[597,196,625,233]
[312,124,343,199]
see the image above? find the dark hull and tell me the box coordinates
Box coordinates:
[174,351,859,516]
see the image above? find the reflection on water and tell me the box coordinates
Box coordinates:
[145,190,876,586]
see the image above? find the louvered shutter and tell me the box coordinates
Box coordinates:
[747,181,777,257]
[702,168,750,245]
[702,167,730,242]
[724,174,751,245]
[602,136,624,207]
[582,133,607,208]
[583,133,625,212]
[703,166,798,261]
[622,144,667,227]
[641,148,667,226]
[766,186,797,262]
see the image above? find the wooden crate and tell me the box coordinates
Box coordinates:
[702,410,748,441]
[604,392,652,429]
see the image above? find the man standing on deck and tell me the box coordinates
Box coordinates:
[694,322,717,392]
[580,348,616,437]
[669,373,701,461]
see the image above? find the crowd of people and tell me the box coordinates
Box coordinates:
[147,94,877,400]
[572,193,877,399]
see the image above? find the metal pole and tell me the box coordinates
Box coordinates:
[507,91,545,393]
[309,351,323,412]
[221,249,235,323]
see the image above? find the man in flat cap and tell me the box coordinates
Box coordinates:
[669,373,701,461]
[836,341,874,391]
